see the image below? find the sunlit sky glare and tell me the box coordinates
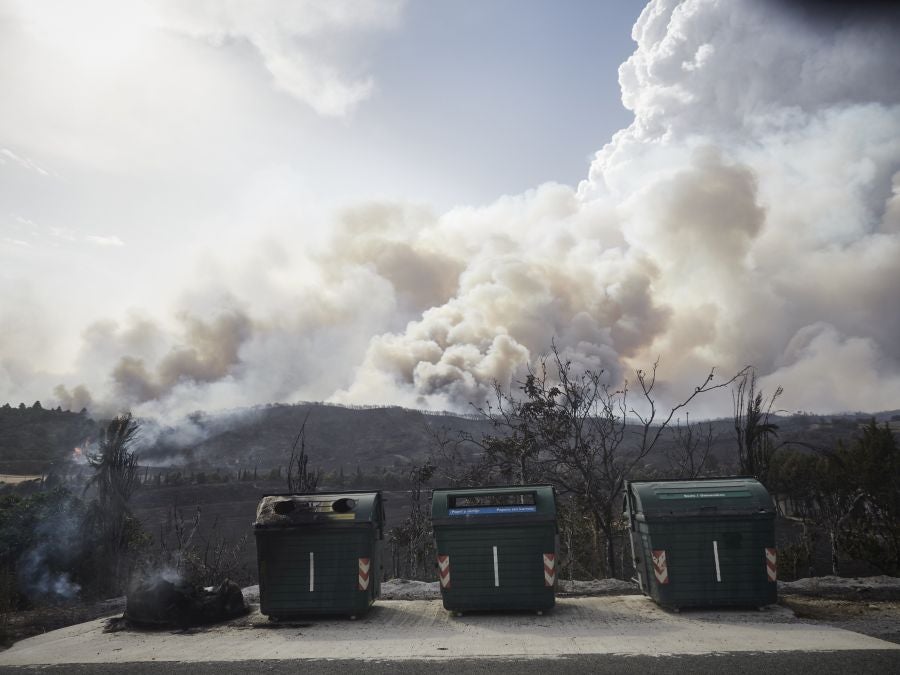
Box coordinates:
[1,0,641,348]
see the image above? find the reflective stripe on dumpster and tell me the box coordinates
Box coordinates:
[766,548,777,582]
[543,553,556,586]
[358,558,371,591]
[652,549,669,584]
[438,554,451,589]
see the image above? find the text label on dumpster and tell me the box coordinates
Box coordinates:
[657,490,752,499]
[448,505,538,516]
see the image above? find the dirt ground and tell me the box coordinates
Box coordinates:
[775,575,900,645]
[1,597,125,648]
[4,577,899,651]
[779,596,900,645]
[2,594,896,667]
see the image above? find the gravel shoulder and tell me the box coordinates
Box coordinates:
[1,593,896,666]
[3,576,899,664]
[779,597,900,645]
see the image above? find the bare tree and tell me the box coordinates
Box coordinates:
[388,462,435,579]
[157,504,251,586]
[473,344,746,578]
[286,411,321,493]
[426,425,484,487]
[664,413,716,479]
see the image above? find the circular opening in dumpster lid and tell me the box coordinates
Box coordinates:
[273,500,296,515]
[332,497,356,513]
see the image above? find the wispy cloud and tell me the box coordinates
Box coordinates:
[13,215,39,228]
[0,147,50,176]
[85,235,125,247]
[3,214,125,249]
[47,226,77,242]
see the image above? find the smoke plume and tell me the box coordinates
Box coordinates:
[5,0,899,419]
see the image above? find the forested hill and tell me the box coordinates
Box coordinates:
[120,404,900,475]
[0,402,95,473]
[1,400,898,476]
[136,403,494,472]
[0,402,495,474]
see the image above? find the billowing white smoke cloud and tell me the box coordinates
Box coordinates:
[9,0,900,418]
[344,0,900,413]
[336,0,900,413]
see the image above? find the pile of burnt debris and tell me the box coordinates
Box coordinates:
[106,574,248,631]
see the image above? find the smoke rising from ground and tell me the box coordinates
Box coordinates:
[5,0,900,419]
[16,492,85,602]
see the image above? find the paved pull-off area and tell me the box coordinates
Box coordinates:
[0,595,896,668]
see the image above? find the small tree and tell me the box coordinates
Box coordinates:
[665,414,716,479]
[156,505,251,587]
[388,461,435,579]
[767,420,900,576]
[286,412,321,493]
[835,421,900,575]
[472,344,745,578]
[733,369,782,484]
[84,413,142,594]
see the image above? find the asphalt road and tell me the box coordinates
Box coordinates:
[1,651,899,674]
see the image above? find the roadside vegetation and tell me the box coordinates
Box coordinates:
[388,349,900,584]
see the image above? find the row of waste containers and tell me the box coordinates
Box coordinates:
[253,477,778,619]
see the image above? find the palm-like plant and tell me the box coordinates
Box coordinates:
[84,414,140,592]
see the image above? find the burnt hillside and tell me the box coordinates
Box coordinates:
[2,400,897,478]
[134,403,494,473]
[0,404,95,474]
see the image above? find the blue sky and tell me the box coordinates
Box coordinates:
[361,0,643,204]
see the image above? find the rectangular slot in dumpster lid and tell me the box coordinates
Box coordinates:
[448,491,536,516]
[432,485,556,523]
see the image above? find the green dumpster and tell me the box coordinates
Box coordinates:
[254,491,384,619]
[431,485,558,613]
[624,478,777,609]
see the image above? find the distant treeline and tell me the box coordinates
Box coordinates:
[248,399,482,420]
[0,403,94,463]
[129,463,424,491]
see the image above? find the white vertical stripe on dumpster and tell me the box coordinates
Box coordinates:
[493,546,499,587]
[309,552,315,592]
[713,540,721,582]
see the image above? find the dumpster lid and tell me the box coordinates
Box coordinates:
[431,484,556,521]
[626,477,774,517]
[254,491,382,527]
